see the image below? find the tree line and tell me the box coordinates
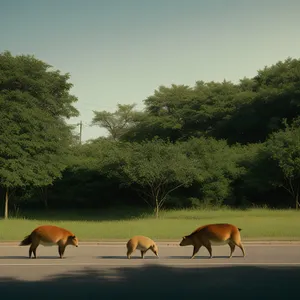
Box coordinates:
[1,50,300,218]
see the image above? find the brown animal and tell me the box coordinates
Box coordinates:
[126,235,159,259]
[179,223,245,259]
[19,225,79,259]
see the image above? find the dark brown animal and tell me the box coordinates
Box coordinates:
[179,223,245,259]
[126,235,159,259]
[19,225,79,259]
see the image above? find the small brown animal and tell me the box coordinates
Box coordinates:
[19,225,79,259]
[179,223,245,259]
[126,235,159,259]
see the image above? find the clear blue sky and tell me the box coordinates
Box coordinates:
[1,0,300,142]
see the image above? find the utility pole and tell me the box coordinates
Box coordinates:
[79,121,82,144]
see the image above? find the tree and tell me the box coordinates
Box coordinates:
[179,137,242,206]
[232,142,280,207]
[120,139,198,217]
[125,58,300,145]
[124,81,245,143]
[91,103,140,141]
[264,119,300,209]
[85,138,198,218]
[0,51,79,218]
[217,57,300,144]
[123,84,195,142]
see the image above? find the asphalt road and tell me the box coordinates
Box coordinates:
[1,242,300,299]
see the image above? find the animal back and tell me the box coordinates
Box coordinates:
[192,223,236,242]
[130,235,154,250]
[34,225,73,244]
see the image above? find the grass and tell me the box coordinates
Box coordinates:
[0,207,300,242]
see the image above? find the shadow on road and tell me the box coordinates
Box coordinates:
[166,255,239,259]
[0,256,61,260]
[97,255,244,259]
[97,255,159,259]
[0,265,299,299]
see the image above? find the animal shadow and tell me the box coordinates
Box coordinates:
[97,256,158,260]
[167,255,243,259]
[0,256,62,260]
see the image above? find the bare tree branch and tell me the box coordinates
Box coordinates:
[158,183,185,209]
[135,189,152,207]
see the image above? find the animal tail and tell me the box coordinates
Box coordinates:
[238,228,242,231]
[19,234,32,246]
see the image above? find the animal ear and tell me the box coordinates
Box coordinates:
[70,235,76,239]
[182,236,186,239]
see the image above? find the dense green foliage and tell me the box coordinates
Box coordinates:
[2,52,300,217]
[0,51,79,217]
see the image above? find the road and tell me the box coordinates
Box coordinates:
[0,242,300,299]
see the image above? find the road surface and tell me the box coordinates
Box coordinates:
[0,242,300,299]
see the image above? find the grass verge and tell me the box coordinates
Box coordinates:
[0,207,300,241]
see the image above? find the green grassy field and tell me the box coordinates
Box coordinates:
[0,207,300,242]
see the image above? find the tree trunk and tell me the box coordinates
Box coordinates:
[4,188,8,219]
[154,206,159,218]
[296,192,299,210]
[155,198,159,219]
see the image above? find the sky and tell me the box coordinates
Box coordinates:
[1,0,300,142]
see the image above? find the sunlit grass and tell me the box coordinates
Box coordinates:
[0,207,300,241]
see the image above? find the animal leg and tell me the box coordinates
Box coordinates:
[191,245,201,259]
[231,233,246,257]
[236,242,246,257]
[228,241,236,258]
[58,245,66,259]
[127,249,133,259]
[150,248,159,258]
[29,245,33,259]
[29,242,39,259]
[141,250,146,259]
[202,241,212,258]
